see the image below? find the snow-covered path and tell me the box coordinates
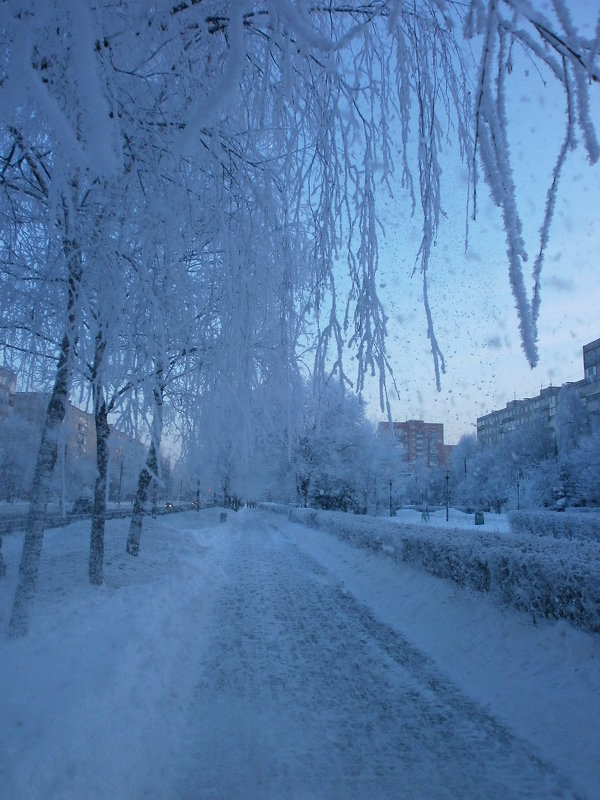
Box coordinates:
[2,507,598,799]
[173,513,576,799]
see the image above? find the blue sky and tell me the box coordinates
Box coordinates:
[364,14,600,444]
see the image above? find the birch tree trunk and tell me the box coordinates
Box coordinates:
[126,368,164,557]
[126,441,158,557]
[88,329,109,585]
[8,335,72,636]
[8,223,82,636]
[89,399,109,585]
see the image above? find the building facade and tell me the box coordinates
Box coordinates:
[380,419,452,468]
[0,367,17,418]
[2,378,144,474]
[477,337,600,447]
[580,337,600,429]
[10,392,96,462]
[476,386,560,448]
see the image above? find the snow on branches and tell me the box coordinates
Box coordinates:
[1,0,598,435]
[467,0,599,366]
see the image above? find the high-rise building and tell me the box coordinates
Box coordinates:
[379,419,452,467]
[580,337,600,428]
[476,337,600,447]
[476,386,560,448]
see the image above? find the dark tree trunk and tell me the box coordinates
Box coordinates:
[152,478,158,519]
[89,400,109,585]
[9,338,70,636]
[126,366,164,557]
[126,441,157,557]
[9,220,81,636]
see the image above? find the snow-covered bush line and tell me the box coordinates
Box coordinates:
[508,510,600,543]
[263,504,600,634]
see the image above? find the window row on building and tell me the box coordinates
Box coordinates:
[476,337,600,448]
[0,367,145,467]
[379,419,454,468]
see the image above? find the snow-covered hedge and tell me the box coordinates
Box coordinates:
[264,504,600,635]
[508,510,600,543]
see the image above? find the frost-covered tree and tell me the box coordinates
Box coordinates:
[449,434,479,502]
[2,170,89,633]
[374,427,409,513]
[556,384,588,454]
[568,429,600,506]
[300,390,369,513]
[554,429,600,507]
[466,1,599,367]
[289,386,406,513]
[5,1,596,386]
[0,413,40,502]
[515,457,561,510]
[453,417,556,511]
[2,0,599,633]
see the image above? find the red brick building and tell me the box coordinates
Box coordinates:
[379,419,453,468]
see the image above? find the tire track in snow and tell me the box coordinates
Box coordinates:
[175,514,579,800]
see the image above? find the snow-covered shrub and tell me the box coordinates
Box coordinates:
[489,544,598,631]
[508,510,600,543]
[269,505,600,634]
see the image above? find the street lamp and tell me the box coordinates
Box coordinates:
[445,471,449,522]
[117,454,123,507]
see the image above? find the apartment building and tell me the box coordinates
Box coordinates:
[476,386,560,448]
[477,337,600,447]
[0,367,17,418]
[580,337,600,428]
[379,419,452,468]
[10,392,96,461]
[3,379,144,468]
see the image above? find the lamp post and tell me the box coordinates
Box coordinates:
[117,455,123,508]
[445,471,449,522]
[389,479,393,518]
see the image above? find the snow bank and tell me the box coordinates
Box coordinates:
[1,507,599,798]
[265,505,600,634]
[284,516,600,800]
[0,510,229,800]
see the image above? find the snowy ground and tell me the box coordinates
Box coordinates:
[379,506,510,532]
[1,508,599,799]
